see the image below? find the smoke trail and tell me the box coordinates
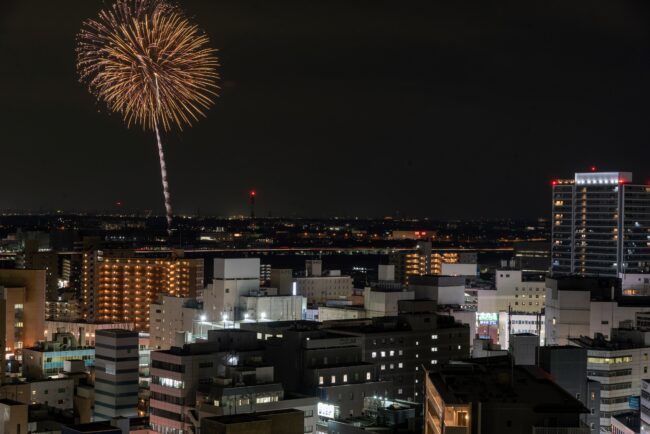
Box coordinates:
[154,123,173,233]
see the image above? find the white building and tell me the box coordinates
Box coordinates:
[571,329,650,431]
[409,275,465,306]
[441,262,478,277]
[498,311,545,349]
[150,294,202,350]
[28,378,74,410]
[495,269,546,313]
[293,272,354,305]
[202,258,261,321]
[641,379,650,433]
[546,277,650,345]
[239,289,306,322]
[363,286,414,317]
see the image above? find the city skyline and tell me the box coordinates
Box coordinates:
[2,0,649,219]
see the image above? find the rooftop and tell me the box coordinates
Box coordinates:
[96,329,138,337]
[429,356,587,414]
[612,411,640,432]
[62,422,120,433]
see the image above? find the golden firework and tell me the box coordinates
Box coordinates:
[76,0,219,131]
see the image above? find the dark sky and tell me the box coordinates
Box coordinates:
[1,0,649,219]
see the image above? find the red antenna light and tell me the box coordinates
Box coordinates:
[250,190,256,197]
[591,165,597,172]
[618,179,626,185]
[551,180,558,186]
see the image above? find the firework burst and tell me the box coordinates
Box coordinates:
[77,0,219,232]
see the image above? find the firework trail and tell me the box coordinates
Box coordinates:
[77,0,219,233]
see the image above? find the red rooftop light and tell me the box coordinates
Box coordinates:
[618,179,626,184]
[250,190,256,197]
[591,165,597,172]
[551,180,558,186]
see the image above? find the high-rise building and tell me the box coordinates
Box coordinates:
[551,171,650,277]
[94,329,139,421]
[81,250,203,331]
[0,269,47,360]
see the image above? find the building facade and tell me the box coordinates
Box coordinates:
[94,329,139,421]
[551,171,650,277]
[82,250,203,331]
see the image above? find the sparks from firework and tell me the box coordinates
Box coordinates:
[76,0,219,233]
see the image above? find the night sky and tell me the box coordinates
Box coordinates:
[1,0,649,219]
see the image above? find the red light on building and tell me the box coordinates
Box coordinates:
[250,190,256,197]
[591,165,597,172]
[551,180,558,186]
[618,179,626,185]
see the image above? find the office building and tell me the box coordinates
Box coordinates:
[551,171,650,277]
[325,301,469,402]
[149,329,264,434]
[570,329,650,430]
[81,250,203,330]
[424,356,588,434]
[93,329,139,421]
[495,269,546,313]
[264,325,391,421]
[196,364,318,434]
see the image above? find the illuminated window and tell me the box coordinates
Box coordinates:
[371,352,377,358]
[319,376,324,385]
[343,374,348,383]
[331,375,336,384]
[366,372,371,380]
